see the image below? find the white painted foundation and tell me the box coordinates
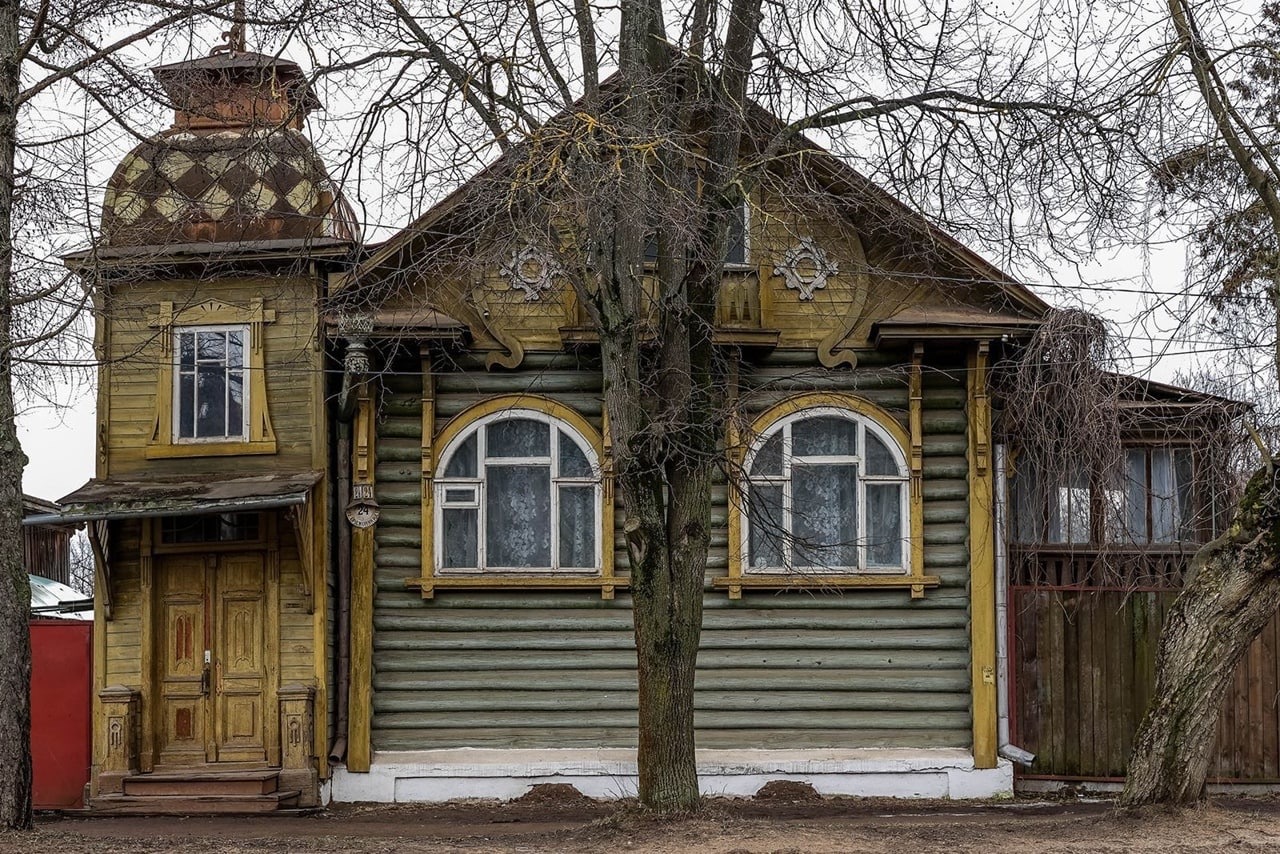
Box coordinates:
[327,748,1013,803]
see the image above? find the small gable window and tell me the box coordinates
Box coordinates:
[174,325,248,441]
[744,408,910,574]
[435,411,601,573]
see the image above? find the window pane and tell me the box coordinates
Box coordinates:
[178,372,195,438]
[559,485,596,568]
[442,508,478,568]
[1048,469,1089,544]
[1175,449,1195,542]
[865,431,899,475]
[444,487,476,504]
[791,416,857,457]
[227,330,244,368]
[724,203,747,265]
[1125,449,1148,543]
[488,418,549,458]
[486,464,551,567]
[750,432,782,477]
[866,483,903,567]
[444,434,477,477]
[196,364,227,437]
[197,330,226,362]
[178,332,195,369]
[227,369,244,438]
[1151,449,1177,542]
[747,483,785,569]
[558,432,593,478]
[1010,459,1041,543]
[792,463,858,568]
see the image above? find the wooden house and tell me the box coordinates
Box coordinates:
[53,46,1238,811]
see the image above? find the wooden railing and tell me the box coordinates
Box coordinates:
[1008,545,1194,589]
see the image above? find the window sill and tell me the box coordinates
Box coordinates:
[145,439,278,459]
[406,573,626,600]
[713,574,941,600]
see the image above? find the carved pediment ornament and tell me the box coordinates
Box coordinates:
[499,243,564,302]
[774,237,839,301]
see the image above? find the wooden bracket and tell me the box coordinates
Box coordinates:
[288,500,315,614]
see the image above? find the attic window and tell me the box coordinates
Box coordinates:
[174,325,248,441]
[642,202,749,267]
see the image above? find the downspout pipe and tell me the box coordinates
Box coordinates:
[994,443,1036,767]
[328,312,372,764]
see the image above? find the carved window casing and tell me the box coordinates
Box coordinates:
[407,394,620,599]
[720,392,938,599]
[146,298,277,458]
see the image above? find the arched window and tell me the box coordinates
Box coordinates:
[743,407,910,574]
[435,410,601,573]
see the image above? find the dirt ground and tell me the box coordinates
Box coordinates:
[7,790,1280,853]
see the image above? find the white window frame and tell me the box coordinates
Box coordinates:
[742,406,911,575]
[172,324,250,444]
[434,409,603,575]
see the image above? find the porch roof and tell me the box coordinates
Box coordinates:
[28,471,323,525]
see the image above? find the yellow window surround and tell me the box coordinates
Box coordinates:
[145,298,278,459]
[720,387,939,599]
[405,391,622,600]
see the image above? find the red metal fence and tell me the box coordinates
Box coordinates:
[30,619,92,809]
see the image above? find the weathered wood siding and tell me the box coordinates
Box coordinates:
[102,275,324,478]
[1013,588,1280,781]
[371,349,973,751]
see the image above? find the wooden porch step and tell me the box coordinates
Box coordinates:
[124,769,280,797]
[92,789,300,816]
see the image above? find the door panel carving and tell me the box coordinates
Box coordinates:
[155,550,269,767]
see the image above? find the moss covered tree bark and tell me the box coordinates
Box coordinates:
[1122,0,1280,807]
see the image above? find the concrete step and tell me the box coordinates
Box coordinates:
[92,789,300,816]
[124,769,280,797]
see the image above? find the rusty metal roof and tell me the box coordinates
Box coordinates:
[38,471,323,524]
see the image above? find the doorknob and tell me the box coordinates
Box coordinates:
[200,649,211,696]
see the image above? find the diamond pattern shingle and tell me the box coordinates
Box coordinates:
[100,126,359,247]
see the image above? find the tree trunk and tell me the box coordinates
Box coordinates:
[1121,467,1280,807]
[0,0,33,831]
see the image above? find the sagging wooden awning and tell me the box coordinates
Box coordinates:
[28,471,325,620]
[31,471,323,526]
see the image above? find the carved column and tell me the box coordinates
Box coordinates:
[97,685,139,794]
[278,684,318,806]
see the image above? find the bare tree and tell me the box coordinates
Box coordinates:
[317,0,1130,811]
[1117,0,1280,807]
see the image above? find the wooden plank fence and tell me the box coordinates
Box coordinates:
[1012,587,1280,782]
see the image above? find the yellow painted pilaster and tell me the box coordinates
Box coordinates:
[347,387,376,773]
[968,340,998,769]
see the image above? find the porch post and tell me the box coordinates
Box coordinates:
[279,684,318,806]
[97,685,139,794]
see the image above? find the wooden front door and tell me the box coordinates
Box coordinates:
[156,552,270,767]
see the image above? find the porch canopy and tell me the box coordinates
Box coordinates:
[29,471,323,526]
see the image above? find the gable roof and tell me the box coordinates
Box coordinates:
[332,84,1050,321]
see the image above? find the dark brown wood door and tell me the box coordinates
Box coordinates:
[156,552,268,767]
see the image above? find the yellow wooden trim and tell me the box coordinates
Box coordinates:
[145,298,277,456]
[347,389,375,774]
[713,574,941,599]
[600,404,616,597]
[434,393,605,458]
[968,341,998,769]
[724,390,924,597]
[725,358,745,585]
[309,481,329,779]
[139,520,155,772]
[909,345,926,594]
[747,390,911,452]
[264,512,282,768]
[144,439,278,459]
[420,355,436,602]
[406,575,629,597]
[410,393,611,598]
